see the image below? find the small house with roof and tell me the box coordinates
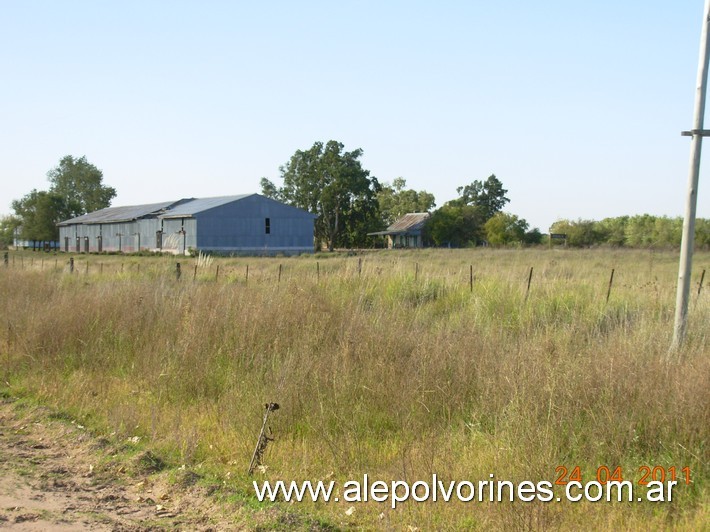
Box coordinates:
[57,194,316,255]
[368,212,430,249]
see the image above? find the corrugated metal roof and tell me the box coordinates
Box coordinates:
[369,212,430,235]
[58,200,183,226]
[158,194,254,218]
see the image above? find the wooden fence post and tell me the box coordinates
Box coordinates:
[697,268,706,298]
[525,266,534,301]
[606,268,615,303]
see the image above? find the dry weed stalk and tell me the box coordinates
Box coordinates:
[248,402,279,475]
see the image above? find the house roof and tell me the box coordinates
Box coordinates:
[158,194,254,219]
[369,212,430,236]
[57,200,185,226]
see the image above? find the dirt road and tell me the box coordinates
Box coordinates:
[0,397,236,531]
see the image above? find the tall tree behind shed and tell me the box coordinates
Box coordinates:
[261,140,380,251]
[48,155,116,218]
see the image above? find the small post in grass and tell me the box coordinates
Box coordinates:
[215,264,219,282]
[358,257,362,277]
[246,264,249,283]
[606,268,615,304]
[248,402,280,476]
[176,262,181,281]
[697,268,706,299]
[415,262,419,281]
[3,252,8,267]
[278,263,282,284]
[85,261,89,275]
[193,264,198,282]
[316,261,320,282]
[469,264,473,292]
[525,266,534,301]
[69,257,74,274]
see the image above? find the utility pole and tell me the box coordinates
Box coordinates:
[671,0,710,352]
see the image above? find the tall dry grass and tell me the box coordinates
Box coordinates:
[1,248,708,529]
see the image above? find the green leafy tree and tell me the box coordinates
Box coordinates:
[47,155,116,218]
[377,177,436,226]
[259,177,281,202]
[424,204,486,247]
[624,215,657,247]
[695,218,710,249]
[484,212,528,246]
[596,216,629,246]
[652,216,682,248]
[453,174,509,218]
[425,175,510,247]
[550,219,604,247]
[11,190,68,242]
[523,227,543,245]
[261,140,380,251]
[0,215,22,249]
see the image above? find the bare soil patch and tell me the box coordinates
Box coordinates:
[0,397,241,531]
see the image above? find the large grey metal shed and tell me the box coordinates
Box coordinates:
[57,194,316,255]
[158,194,316,255]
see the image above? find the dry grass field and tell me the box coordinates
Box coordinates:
[1,248,708,530]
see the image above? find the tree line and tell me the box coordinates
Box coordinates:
[550,216,710,249]
[3,142,708,251]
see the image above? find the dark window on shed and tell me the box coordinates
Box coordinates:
[265,218,271,234]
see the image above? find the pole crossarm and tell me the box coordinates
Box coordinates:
[681,129,710,136]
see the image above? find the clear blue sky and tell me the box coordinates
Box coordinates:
[1,1,707,231]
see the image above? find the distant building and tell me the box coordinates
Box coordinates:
[368,212,430,248]
[57,194,316,255]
